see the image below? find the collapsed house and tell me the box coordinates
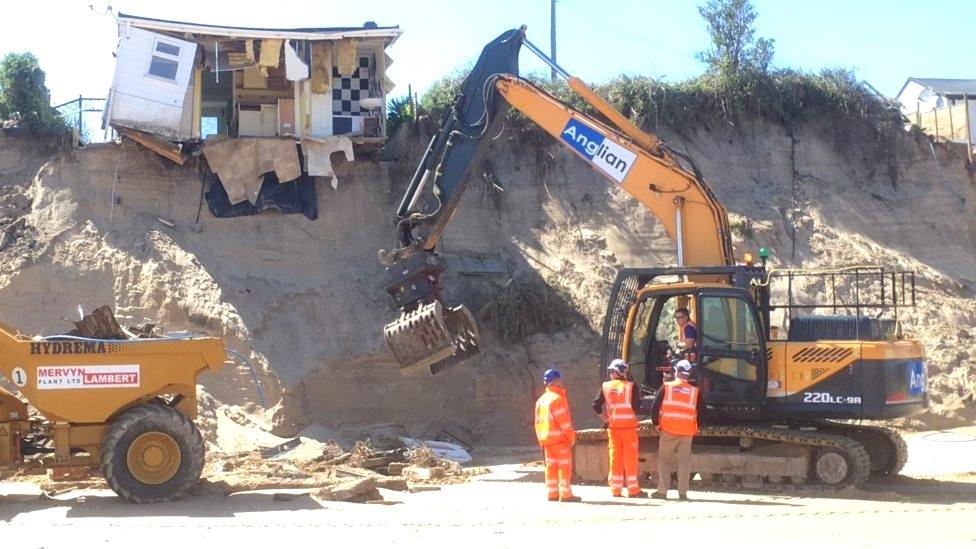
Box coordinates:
[102,13,402,219]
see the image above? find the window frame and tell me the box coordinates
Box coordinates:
[145,37,183,84]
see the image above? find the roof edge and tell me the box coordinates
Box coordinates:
[117,12,402,42]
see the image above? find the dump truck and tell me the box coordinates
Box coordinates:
[379,27,925,488]
[0,317,227,503]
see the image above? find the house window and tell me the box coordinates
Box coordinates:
[201,116,219,138]
[148,39,181,81]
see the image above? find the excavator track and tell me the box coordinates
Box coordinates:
[575,421,875,492]
[810,422,908,478]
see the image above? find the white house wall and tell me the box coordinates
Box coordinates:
[108,26,197,140]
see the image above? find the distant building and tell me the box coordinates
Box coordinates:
[897,78,976,148]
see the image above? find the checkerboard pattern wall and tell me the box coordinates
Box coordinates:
[332,56,371,117]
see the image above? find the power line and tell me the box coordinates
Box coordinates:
[556,0,698,77]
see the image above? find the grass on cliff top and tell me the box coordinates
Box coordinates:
[420,68,905,145]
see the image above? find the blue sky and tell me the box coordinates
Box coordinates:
[1,0,973,106]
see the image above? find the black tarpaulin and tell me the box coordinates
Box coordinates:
[205,170,318,220]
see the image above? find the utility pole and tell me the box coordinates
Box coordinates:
[550,0,557,82]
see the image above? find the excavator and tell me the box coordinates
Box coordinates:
[381,27,926,488]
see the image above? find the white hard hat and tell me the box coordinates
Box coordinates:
[608,359,628,374]
[674,359,692,373]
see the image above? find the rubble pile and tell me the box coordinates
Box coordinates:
[200,436,482,503]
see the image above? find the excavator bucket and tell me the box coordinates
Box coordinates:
[384,301,480,375]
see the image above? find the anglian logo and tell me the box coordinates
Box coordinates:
[560,118,637,183]
[30,341,108,355]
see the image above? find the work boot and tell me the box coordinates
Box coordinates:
[678,493,689,501]
[650,491,668,500]
[559,495,582,503]
[548,496,559,502]
[611,491,624,498]
[628,490,648,498]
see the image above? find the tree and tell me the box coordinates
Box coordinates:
[697,0,775,81]
[0,52,65,132]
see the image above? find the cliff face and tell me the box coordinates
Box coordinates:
[0,111,972,445]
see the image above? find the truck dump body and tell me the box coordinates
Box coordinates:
[0,323,225,423]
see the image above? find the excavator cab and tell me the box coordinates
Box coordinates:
[621,281,767,417]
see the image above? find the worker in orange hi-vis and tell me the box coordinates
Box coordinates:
[593,359,646,498]
[534,368,581,503]
[650,359,704,501]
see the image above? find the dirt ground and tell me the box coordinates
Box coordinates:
[0,427,973,546]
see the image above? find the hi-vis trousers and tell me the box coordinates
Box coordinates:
[608,428,640,496]
[543,442,574,500]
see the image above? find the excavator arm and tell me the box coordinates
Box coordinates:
[382,27,734,375]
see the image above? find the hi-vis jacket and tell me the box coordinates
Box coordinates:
[657,379,700,436]
[600,379,639,429]
[535,385,576,447]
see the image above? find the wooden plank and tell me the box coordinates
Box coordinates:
[966,94,973,163]
[115,126,187,165]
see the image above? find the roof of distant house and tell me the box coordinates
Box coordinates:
[118,12,402,43]
[899,77,976,98]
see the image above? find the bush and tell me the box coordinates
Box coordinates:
[0,52,66,133]
[386,95,414,138]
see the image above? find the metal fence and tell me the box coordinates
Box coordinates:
[53,96,107,143]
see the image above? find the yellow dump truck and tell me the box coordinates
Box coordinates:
[0,320,226,502]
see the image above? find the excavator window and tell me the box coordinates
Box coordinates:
[699,295,760,381]
[625,293,692,392]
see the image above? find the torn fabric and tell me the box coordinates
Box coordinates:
[302,135,354,189]
[336,39,357,76]
[285,40,310,81]
[310,41,332,93]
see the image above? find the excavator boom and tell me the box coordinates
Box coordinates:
[382,27,733,374]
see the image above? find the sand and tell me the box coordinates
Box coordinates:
[0,109,972,447]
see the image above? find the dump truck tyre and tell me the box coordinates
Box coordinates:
[101,404,205,503]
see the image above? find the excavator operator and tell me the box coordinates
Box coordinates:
[674,307,698,362]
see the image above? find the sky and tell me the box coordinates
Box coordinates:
[1,0,974,108]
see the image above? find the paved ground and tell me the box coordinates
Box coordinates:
[2,429,974,547]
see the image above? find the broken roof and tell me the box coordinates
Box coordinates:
[900,77,976,98]
[118,12,402,43]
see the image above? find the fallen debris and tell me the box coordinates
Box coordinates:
[312,478,381,503]
[197,435,477,501]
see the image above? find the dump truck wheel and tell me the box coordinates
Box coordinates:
[101,404,205,503]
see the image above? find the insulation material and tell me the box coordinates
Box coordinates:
[203,138,302,204]
[202,138,258,204]
[245,39,255,62]
[259,38,283,76]
[257,139,302,190]
[302,136,354,189]
[336,39,357,76]
[285,40,309,81]
[205,41,255,71]
[310,42,332,94]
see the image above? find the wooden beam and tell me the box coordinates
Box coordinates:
[966,94,973,164]
[192,67,203,139]
[114,126,188,165]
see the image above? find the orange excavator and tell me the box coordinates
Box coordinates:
[380,27,926,488]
